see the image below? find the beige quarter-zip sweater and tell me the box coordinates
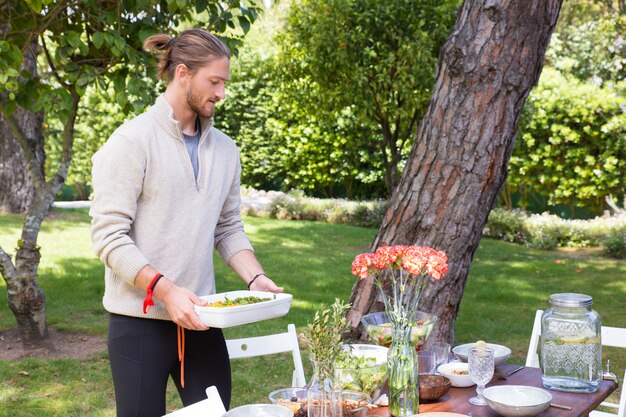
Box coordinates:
[89,95,253,320]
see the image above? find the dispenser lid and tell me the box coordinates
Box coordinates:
[549,293,593,307]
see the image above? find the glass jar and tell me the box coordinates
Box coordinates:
[540,293,602,393]
[307,359,342,417]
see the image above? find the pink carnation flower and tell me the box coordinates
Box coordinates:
[351,253,375,279]
[373,245,407,269]
[427,251,448,280]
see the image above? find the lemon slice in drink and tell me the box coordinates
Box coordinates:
[475,340,487,352]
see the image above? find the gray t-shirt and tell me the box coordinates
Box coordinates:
[182,120,201,179]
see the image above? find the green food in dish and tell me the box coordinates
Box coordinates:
[206,295,275,308]
[335,350,387,398]
[365,320,435,350]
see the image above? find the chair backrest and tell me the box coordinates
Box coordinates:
[162,386,226,417]
[525,309,544,368]
[205,386,226,416]
[526,309,626,417]
[226,323,306,387]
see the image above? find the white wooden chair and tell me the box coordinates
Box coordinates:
[163,386,226,417]
[226,323,306,388]
[526,309,626,417]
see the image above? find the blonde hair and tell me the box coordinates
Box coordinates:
[143,29,231,82]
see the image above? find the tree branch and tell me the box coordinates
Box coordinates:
[48,86,80,191]
[0,246,17,286]
[40,35,66,88]
[1,111,45,189]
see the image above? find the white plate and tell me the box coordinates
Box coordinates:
[224,404,293,417]
[452,342,511,366]
[194,291,292,328]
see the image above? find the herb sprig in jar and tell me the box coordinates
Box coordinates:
[302,299,350,378]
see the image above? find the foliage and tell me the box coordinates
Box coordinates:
[216,43,286,192]
[603,230,626,258]
[264,0,458,195]
[482,209,529,244]
[547,1,625,84]
[509,68,626,213]
[484,208,626,253]
[0,1,261,119]
[301,299,351,365]
[263,190,387,228]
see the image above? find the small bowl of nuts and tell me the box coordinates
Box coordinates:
[341,390,374,417]
[268,387,307,414]
[269,388,374,417]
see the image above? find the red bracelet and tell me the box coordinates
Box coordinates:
[143,273,164,314]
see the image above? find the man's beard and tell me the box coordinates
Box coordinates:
[186,87,215,119]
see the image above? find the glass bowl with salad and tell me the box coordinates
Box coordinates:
[360,311,437,352]
[335,344,388,400]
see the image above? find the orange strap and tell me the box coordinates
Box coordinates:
[177,325,185,388]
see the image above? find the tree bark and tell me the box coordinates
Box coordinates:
[347,0,563,345]
[0,108,42,213]
[0,35,44,214]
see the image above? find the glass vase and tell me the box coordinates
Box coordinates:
[387,325,419,416]
[307,359,343,417]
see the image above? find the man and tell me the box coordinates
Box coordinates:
[90,28,282,416]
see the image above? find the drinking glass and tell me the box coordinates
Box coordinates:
[468,347,495,405]
[432,342,451,369]
[417,350,437,375]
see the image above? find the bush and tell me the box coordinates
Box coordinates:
[266,191,386,228]
[603,231,626,259]
[510,68,626,214]
[251,190,625,256]
[483,209,528,243]
[484,208,626,251]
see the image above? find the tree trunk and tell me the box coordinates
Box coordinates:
[0,36,44,214]
[0,108,42,213]
[0,38,78,349]
[347,0,563,345]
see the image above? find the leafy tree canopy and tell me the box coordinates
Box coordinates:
[0,0,262,121]
[546,0,625,84]
[1,0,264,195]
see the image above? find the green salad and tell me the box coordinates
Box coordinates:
[206,294,275,308]
[365,319,435,351]
[335,350,387,398]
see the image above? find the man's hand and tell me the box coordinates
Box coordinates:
[135,265,209,330]
[158,283,209,330]
[249,274,284,293]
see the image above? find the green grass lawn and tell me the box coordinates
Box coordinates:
[0,209,624,416]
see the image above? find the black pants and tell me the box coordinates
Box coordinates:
[108,313,231,417]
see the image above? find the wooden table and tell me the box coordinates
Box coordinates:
[366,367,618,417]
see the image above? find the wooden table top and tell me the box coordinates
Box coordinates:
[366,367,618,417]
